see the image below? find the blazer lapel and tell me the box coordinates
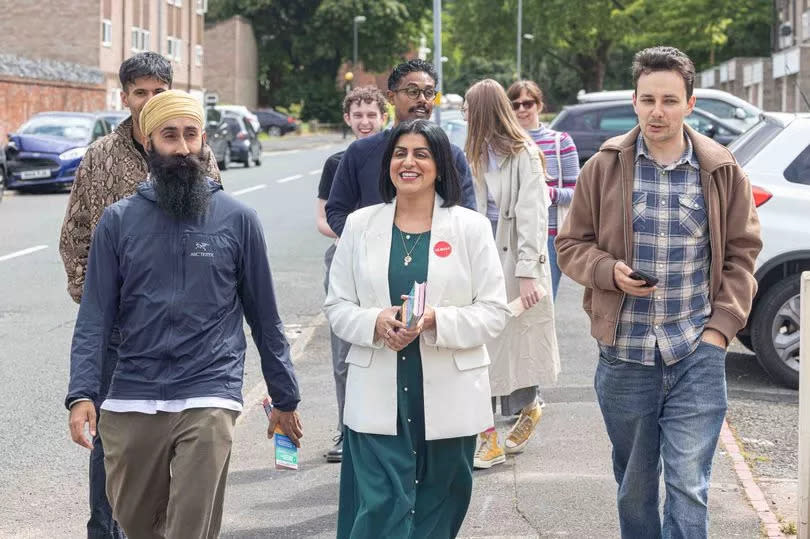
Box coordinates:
[363,202,395,307]
[426,195,456,307]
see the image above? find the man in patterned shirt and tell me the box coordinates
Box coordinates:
[59,52,220,539]
[556,47,761,538]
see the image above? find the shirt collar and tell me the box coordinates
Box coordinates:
[635,131,698,170]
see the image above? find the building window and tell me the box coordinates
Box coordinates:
[102,19,112,47]
[167,0,182,6]
[195,45,203,66]
[132,28,150,52]
[196,0,207,14]
[167,37,182,62]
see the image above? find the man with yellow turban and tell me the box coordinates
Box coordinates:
[59,54,221,539]
[65,89,303,538]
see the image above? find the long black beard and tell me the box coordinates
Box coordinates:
[148,149,211,220]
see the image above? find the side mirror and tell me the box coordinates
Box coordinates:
[705,124,717,138]
[734,107,747,120]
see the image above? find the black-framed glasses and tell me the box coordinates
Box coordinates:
[395,86,437,101]
[511,99,537,111]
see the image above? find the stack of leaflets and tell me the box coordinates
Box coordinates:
[401,281,427,328]
[262,397,299,470]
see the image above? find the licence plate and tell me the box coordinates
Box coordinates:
[20,169,52,180]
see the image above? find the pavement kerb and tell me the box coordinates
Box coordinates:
[235,311,326,428]
[720,420,787,538]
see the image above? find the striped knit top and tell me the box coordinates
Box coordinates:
[528,126,580,236]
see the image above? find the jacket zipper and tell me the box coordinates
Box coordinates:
[612,152,630,345]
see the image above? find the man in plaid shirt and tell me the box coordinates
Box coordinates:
[556,47,761,539]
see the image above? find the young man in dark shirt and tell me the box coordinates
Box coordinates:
[325,59,477,237]
[316,87,388,462]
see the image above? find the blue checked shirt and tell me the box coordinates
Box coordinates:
[600,134,711,366]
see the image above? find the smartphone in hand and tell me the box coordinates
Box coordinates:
[628,269,659,287]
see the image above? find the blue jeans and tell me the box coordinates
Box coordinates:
[547,236,561,299]
[594,341,728,539]
[88,328,125,539]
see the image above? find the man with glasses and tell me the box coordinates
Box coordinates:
[325,59,476,237]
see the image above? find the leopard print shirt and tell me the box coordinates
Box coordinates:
[59,116,222,302]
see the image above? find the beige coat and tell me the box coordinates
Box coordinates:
[473,141,560,395]
[324,196,510,439]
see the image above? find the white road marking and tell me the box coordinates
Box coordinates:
[309,169,322,175]
[277,174,303,184]
[235,312,326,427]
[262,149,302,156]
[0,245,48,262]
[232,184,267,196]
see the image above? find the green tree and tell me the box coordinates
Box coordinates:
[208,0,432,122]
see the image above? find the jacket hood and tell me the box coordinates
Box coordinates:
[598,124,737,173]
[136,177,224,202]
[10,133,86,154]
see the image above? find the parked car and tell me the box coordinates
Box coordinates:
[253,109,299,136]
[550,101,743,164]
[215,105,261,133]
[729,113,810,389]
[204,107,235,170]
[5,112,112,191]
[100,110,129,129]
[0,144,6,201]
[222,113,262,167]
[577,88,762,132]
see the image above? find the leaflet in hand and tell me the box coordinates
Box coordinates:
[401,281,427,328]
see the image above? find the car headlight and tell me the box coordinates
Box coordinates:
[59,147,88,161]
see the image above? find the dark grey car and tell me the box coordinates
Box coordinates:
[550,101,743,164]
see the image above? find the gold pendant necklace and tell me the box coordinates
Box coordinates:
[399,229,423,266]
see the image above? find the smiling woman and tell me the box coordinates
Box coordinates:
[324,118,509,538]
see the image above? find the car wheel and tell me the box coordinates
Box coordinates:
[244,149,253,168]
[0,166,5,202]
[750,275,801,389]
[269,126,282,137]
[220,146,230,171]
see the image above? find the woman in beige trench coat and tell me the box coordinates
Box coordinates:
[463,79,560,469]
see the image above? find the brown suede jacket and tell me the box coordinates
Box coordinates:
[59,117,221,303]
[555,124,762,347]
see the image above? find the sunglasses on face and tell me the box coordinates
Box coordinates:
[511,99,537,111]
[395,86,437,101]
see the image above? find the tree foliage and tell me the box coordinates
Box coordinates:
[208,0,431,122]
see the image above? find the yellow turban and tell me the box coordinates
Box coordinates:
[139,89,205,138]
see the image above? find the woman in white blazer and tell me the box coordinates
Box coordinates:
[324,119,509,539]
[463,79,561,469]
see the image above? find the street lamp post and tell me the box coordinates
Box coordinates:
[353,15,366,69]
[523,33,534,81]
[433,0,442,126]
[516,0,523,79]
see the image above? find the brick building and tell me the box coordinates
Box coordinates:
[0,55,105,142]
[698,0,809,112]
[203,16,258,108]
[0,0,209,113]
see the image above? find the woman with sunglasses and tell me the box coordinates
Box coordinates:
[463,79,560,469]
[506,80,581,299]
[325,119,509,538]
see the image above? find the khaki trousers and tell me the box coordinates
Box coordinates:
[98,407,238,539]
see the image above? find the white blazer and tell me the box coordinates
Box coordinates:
[324,195,509,440]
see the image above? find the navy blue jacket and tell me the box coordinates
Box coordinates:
[325,129,477,237]
[66,180,300,411]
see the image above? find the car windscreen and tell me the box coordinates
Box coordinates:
[18,116,94,141]
[728,117,785,166]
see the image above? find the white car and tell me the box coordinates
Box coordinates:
[214,105,261,133]
[577,88,762,132]
[729,113,810,389]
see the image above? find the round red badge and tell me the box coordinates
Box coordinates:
[433,241,452,258]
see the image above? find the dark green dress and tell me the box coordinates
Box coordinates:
[337,225,477,539]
